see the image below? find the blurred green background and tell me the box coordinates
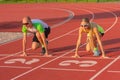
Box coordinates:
[0,0,120,3]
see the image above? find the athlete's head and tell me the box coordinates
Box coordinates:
[80,18,90,29]
[22,16,32,27]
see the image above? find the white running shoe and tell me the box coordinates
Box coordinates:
[93,50,100,56]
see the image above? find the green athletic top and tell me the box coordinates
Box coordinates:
[87,22,104,37]
[90,22,104,33]
[97,24,104,33]
[22,23,45,33]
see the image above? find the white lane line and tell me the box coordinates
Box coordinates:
[0,48,31,61]
[108,70,120,73]
[51,8,74,28]
[10,9,94,80]
[0,54,14,56]
[42,56,116,60]
[0,66,31,69]
[18,55,118,60]
[90,56,120,80]
[67,34,78,36]
[90,7,119,80]
[41,67,96,72]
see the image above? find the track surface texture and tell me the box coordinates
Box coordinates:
[0,3,120,80]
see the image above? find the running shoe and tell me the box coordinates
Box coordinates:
[46,40,48,44]
[93,50,100,56]
[41,47,46,54]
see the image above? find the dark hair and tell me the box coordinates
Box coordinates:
[27,16,31,21]
[82,18,90,23]
[26,16,32,23]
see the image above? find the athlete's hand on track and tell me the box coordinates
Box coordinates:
[44,53,52,57]
[72,52,80,58]
[20,52,28,56]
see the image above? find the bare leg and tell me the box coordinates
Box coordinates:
[35,32,44,46]
[86,37,94,52]
[86,42,91,52]
[87,36,97,55]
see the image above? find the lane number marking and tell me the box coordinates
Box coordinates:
[4,58,40,65]
[59,60,97,67]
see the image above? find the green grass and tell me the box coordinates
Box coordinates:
[0,0,119,4]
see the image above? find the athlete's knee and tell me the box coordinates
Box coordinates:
[32,44,39,50]
[32,46,37,50]
[86,49,91,52]
[86,44,91,52]
[36,32,40,37]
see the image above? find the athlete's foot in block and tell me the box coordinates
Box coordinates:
[41,47,46,54]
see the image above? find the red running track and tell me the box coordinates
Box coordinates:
[0,3,120,80]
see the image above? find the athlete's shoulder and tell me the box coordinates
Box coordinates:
[90,22,97,28]
[90,22,97,25]
[22,25,27,33]
[31,19,41,23]
[79,26,84,33]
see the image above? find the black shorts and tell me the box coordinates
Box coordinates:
[100,32,104,37]
[32,27,51,43]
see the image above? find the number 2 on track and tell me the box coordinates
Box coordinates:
[4,58,40,65]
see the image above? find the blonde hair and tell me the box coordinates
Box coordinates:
[82,18,90,23]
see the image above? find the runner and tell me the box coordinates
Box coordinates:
[73,18,108,58]
[21,16,51,57]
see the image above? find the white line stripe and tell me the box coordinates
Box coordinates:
[45,56,116,60]
[51,8,74,28]
[4,54,117,60]
[0,54,12,56]
[90,56,120,80]
[0,48,31,61]
[108,70,120,73]
[41,67,96,72]
[0,66,31,69]
[0,54,19,56]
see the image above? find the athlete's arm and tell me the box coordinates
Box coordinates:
[93,27,106,57]
[40,32,48,55]
[22,25,28,56]
[22,33,27,56]
[74,27,83,57]
[36,23,49,56]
